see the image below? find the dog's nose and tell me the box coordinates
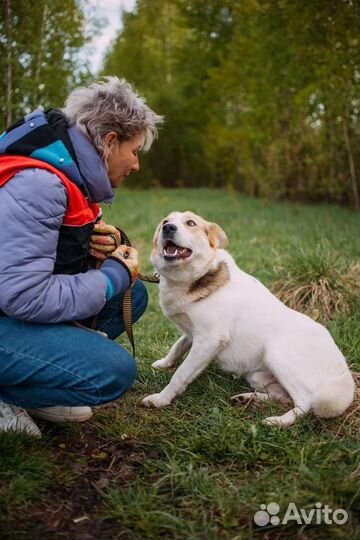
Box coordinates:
[162,223,177,236]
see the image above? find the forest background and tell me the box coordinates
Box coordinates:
[1,0,360,208]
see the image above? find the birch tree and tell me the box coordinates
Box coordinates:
[0,0,93,129]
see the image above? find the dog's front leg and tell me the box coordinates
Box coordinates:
[142,335,228,408]
[152,335,192,369]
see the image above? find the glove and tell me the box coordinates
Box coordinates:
[89,221,121,261]
[110,245,140,282]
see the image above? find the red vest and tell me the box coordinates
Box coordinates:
[0,155,101,274]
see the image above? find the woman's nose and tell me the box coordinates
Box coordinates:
[132,155,140,172]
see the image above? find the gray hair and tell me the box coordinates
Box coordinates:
[62,76,163,160]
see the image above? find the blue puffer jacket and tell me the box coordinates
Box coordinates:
[0,110,131,323]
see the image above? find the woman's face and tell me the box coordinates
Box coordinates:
[104,132,143,188]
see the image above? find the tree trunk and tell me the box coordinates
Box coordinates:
[163,0,173,86]
[5,0,13,125]
[343,119,360,210]
[33,0,49,107]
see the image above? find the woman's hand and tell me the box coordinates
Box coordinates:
[89,221,121,261]
[111,245,140,282]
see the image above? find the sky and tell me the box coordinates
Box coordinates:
[85,0,137,73]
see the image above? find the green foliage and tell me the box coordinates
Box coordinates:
[103,0,360,207]
[0,0,93,127]
[1,1,359,205]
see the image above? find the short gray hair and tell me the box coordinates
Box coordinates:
[62,76,163,159]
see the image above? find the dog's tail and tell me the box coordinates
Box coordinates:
[312,371,355,418]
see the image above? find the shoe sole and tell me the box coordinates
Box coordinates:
[27,410,93,423]
[0,418,42,437]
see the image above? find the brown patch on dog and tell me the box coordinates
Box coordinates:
[207,223,228,249]
[187,261,230,302]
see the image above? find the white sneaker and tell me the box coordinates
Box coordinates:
[0,400,42,438]
[27,406,93,423]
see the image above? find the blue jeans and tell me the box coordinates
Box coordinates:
[0,281,148,408]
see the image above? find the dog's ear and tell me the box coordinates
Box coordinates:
[207,223,228,249]
[153,222,162,248]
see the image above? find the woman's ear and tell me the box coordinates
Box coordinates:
[104,131,118,148]
[207,223,228,249]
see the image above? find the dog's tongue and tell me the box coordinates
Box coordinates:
[178,247,190,257]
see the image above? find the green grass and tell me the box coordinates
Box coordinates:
[1,188,360,539]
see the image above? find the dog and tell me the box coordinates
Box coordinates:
[142,211,355,427]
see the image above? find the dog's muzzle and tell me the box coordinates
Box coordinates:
[162,223,177,237]
[160,223,192,261]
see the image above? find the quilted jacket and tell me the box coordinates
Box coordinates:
[0,109,131,323]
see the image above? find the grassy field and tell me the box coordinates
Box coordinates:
[1,188,360,540]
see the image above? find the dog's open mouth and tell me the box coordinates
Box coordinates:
[163,240,192,261]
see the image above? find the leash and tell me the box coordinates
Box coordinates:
[115,228,160,357]
[90,227,159,358]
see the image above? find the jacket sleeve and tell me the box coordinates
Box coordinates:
[0,168,130,323]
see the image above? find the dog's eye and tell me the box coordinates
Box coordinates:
[187,220,196,227]
[163,220,168,225]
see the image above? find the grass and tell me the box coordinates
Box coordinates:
[271,242,359,321]
[1,188,360,539]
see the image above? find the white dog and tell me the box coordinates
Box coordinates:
[142,211,355,427]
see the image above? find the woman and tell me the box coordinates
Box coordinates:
[0,76,163,437]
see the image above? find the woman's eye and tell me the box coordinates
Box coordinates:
[187,220,196,227]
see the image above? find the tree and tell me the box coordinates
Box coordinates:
[0,0,93,130]
[102,0,360,206]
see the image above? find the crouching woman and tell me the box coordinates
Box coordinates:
[0,77,163,437]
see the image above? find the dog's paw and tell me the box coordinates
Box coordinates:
[151,358,173,370]
[231,392,254,404]
[262,415,286,427]
[141,393,171,408]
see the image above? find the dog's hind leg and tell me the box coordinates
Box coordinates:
[152,335,192,369]
[263,404,310,427]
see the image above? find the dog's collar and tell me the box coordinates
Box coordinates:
[187,261,230,302]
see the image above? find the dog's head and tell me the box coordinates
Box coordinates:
[151,211,228,280]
